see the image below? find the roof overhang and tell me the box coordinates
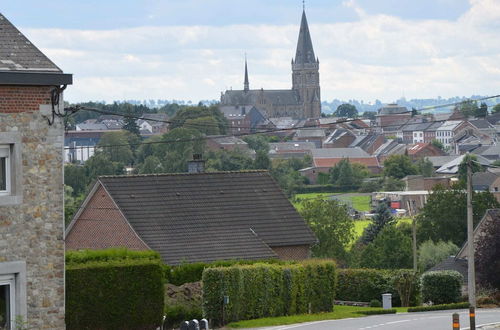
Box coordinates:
[0,71,73,86]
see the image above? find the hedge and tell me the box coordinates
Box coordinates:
[165,259,293,285]
[421,271,463,305]
[408,302,469,312]
[336,269,419,307]
[66,248,161,265]
[202,260,337,325]
[357,309,397,315]
[295,184,359,194]
[66,259,164,330]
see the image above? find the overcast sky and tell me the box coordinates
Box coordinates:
[3,0,500,104]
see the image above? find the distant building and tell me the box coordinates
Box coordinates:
[220,9,321,119]
[376,103,411,128]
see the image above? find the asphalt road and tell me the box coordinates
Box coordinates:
[250,309,500,330]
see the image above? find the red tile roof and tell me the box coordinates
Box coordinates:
[313,157,380,168]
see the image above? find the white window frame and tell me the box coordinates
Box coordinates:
[0,146,11,195]
[0,274,16,329]
[0,132,22,206]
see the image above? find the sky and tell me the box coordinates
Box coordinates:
[3,0,500,104]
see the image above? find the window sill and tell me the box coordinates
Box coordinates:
[0,194,23,206]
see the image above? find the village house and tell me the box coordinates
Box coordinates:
[65,171,317,265]
[0,13,71,329]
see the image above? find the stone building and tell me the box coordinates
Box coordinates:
[0,13,71,329]
[219,9,321,119]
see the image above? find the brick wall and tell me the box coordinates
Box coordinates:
[0,85,65,328]
[66,184,149,251]
[0,86,53,112]
[271,244,311,260]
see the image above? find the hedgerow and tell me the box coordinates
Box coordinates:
[66,259,164,330]
[336,269,419,307]
[66,247,160,265]
[421,270,463,304]
[408,302,469,312]
[202,260,336,325]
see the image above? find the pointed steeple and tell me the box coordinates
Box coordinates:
[244,56,249,92]
[294,10,316,65]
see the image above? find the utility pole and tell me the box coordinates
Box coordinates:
[467,156,476,307]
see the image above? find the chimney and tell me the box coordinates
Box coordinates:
[187,154,205,173]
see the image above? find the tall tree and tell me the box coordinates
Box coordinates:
[97,131,134,165]
[492,103,500,114]
[431,139,444,151]
[457,154,483,187]
[418,240,459,272]
[475,213,500,289]
[335,104,358,118]
[170,104,228,134]
[383,155,417,179]
[360,202,395,244]
[299,198,354,263]
[455,100,478,118]
[417,187,500,246]
[122,104,141,136]
[475,102,488,118]
[416,157,435,177]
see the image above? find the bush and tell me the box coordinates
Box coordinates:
[66,247,160,265]
[164,305,203,329]
[357,309,396,315]
[295,184,358,194]
[408,302,469,312]
[421,271,463,305]
[202,260,337,325]
[369,299,382,308]
[336,269,419,307]
[66,259,164,330]
[166,259,291,285]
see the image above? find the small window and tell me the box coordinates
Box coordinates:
[0,146,10,195]
[0,275,15,329]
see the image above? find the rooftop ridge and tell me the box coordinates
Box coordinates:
[98,169,269,179]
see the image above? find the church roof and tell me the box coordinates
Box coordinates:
[222,89,301,106]
[294,10,316,65]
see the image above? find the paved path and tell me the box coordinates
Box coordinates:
[247,309,500,330]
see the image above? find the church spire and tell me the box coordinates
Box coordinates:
[294,9,316,65]
[244,55,249,92]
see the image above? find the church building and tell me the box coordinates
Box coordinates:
[220,9,321,119]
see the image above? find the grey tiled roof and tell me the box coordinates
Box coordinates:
[472,171,499,190]
[0,13,61,72]
[99,171,316,265]
[294,10,316,65]
[222,89,300,106]
[428,256,468,283]
[311,147,369,158]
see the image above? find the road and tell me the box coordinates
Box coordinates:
[249,309,500,330]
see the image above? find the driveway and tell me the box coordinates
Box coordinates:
[246,308,500,330]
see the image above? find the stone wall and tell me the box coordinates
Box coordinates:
[0,86,65,329]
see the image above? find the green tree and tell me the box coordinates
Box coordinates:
[457,154,483,186]
[360,202,395,244]
[329,158,368,189]
[184,116,221,135]
[254,150,271,170]
[122,104,140,136]
[362,111,376,120]
[383,155,417,179]
[418,240,459,272]
[98,131,134,164]
[270,157,310,197]
[335,104,358,118]
[64,164,88,196]
[170,104,228,134]
[475,102,488,118]
[492,103,500,114]
[157,128,205,173]
[455,100,478,118]
[138,156,164,174]
[416,157,434,177]
[431,139,444,151]
[357,224,413,269]
[205,149,254,171]
[383,177,405,191]
[242,135,270,153]
[299,198,354,263]
[417,186,500,246]
[84,152,125,180]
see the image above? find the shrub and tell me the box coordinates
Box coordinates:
[202,260,337,325]
[421,271,463,305]
[336,269,419,307]
[369,299,382,308]
[408,302,469,312]
[166,259,291,285]
[164,305,203,329]
[66,247,160,265]
[477,296,496,306]
[66,259,164,330]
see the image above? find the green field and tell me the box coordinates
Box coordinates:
[292,193,371,212]
[227,305,408,328]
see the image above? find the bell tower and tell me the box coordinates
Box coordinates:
[292,9,321,118]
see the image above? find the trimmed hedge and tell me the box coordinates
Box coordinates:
[66,259,164,330]
[408,302,469,312]
[336,269,419,307]
[165,259,293,285]
[357,309,397,315]
[202,260,337,325]
[295,185,358,194]
[66,248,161,264]
[421,271,463,305]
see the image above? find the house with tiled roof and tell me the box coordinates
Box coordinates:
[1,13,71,329]
[406,142,446,160]
[65,171,317,265]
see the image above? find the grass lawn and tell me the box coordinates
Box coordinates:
[227,306,409,328]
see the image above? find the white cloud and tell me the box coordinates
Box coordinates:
[21,0,500,103]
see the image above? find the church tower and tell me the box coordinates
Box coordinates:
[292,9,321,118]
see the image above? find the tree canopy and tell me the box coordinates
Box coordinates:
[335,104,358,118]
[170,104,228,135]
[383,155,417,179]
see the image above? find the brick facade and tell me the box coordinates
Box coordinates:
[271,245,311,260]
[0,86,66,328]
[65,184,149,251]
